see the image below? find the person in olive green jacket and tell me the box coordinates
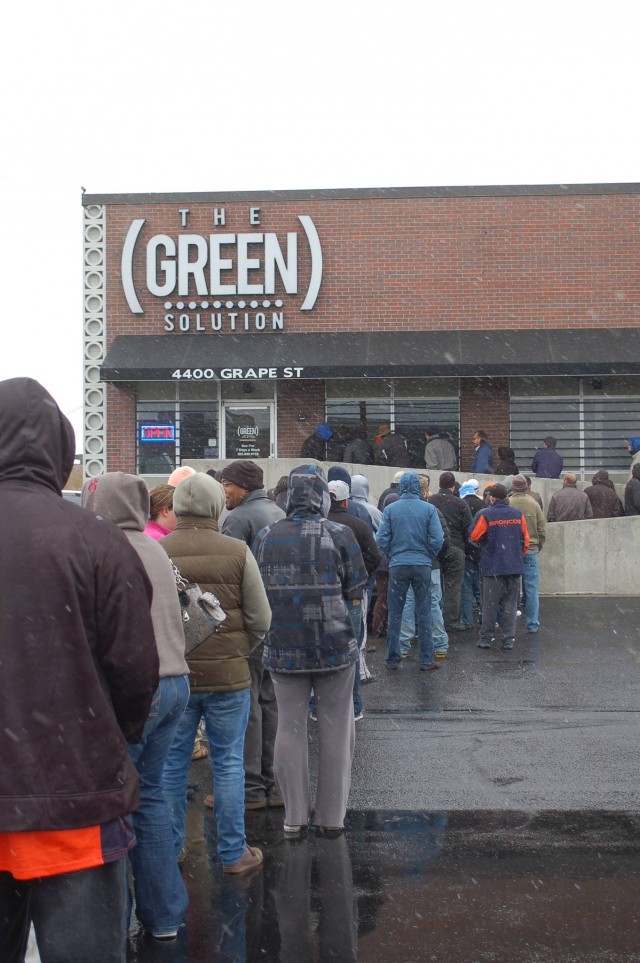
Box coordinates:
[161,472,271,877]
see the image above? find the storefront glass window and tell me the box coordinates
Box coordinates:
[180,402,219,460]
[510,377,640,473]
[137,401,177,475]
[326,380,460,468]
[137,400,219,471]
[395,398,460,468]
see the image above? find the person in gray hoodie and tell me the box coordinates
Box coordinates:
[82,472,190,944]
[351,474,383,531]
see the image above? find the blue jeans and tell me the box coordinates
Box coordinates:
[127,674,190,937]
[430,570,449,654]
[399,575,447,655]
[387,564,433,667]
[163,689,251,866]
[459,556,480,628]
[522,552,540,631]
[0,861,128,963]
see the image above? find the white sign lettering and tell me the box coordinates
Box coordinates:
[121,211,323,322]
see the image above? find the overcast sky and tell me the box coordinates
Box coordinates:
[1,0,638,446]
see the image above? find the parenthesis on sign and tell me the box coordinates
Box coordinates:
[121,218,146,314]
[298,215,322,311]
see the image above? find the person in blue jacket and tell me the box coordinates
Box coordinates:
[531,435,563,478]
[375,471,444,671]
[470,430,494,474]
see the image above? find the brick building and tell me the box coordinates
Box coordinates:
[82,183,640,479]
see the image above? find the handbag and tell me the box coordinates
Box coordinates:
[172,564,227,655]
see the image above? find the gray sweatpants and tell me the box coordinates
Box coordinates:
[271,665,356,829]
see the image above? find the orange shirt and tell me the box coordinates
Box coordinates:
[0,818,134,880]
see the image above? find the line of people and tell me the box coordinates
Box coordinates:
[4,377,637,961]
[0,381,377,962]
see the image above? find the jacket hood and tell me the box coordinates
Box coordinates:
[628,436,640,455]
[82,472,149,531]
[315,422,333,441]
[0,377,75,493]
[173,472,225,519]
[327,465,352,490]
[592,470,614,489]
[351,474,370,501]
[398,471,421,497]
[287,464,330,517]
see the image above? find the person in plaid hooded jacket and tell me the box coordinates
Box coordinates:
[252,464,367,837]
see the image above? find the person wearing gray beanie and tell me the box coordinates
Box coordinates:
[220,464,285,812]
[219,460,264,492]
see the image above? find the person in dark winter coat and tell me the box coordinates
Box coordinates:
[624,463,640,515]
[470,430,494,474]
[495,447,519,475]
[428,472,472,630]
[374,424,412,467]
[457,479,485,630]
[0,378,159,961]
[268,475,289,511]
[328,479,382,720]
[547,474,593,522]
[343,426,373,465]
[327,465,373,526]
[326,426,346,463]
[627,437,640,478]
[377,470,405,510]
[469,483,529,651]
[253,464,368,836]
[532,436,563,479]
[220,461,285,812]
[300,422,333,460]
[583,470,624,519]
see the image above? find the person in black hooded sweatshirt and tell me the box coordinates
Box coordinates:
[0,377,158,963]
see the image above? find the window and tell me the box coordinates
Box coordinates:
[136,383,220,472]
[509,377,640,473]
[325,379,460,468]
[137,401,177,474]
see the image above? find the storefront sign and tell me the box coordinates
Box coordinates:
[121,209,323,333]
[139,424,175,442]
[170,367,304,380]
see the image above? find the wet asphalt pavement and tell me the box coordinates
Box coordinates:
[128,597,640,962]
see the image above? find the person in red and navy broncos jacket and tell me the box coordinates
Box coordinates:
[468,483,529,652]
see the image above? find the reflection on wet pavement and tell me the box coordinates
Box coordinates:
[128,807,640,963]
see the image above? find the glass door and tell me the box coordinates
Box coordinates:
[221,403,275,459]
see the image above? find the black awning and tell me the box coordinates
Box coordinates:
[101,329,640,382]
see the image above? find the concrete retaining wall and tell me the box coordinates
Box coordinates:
[538,515,640,596]
[143,459,638,596]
